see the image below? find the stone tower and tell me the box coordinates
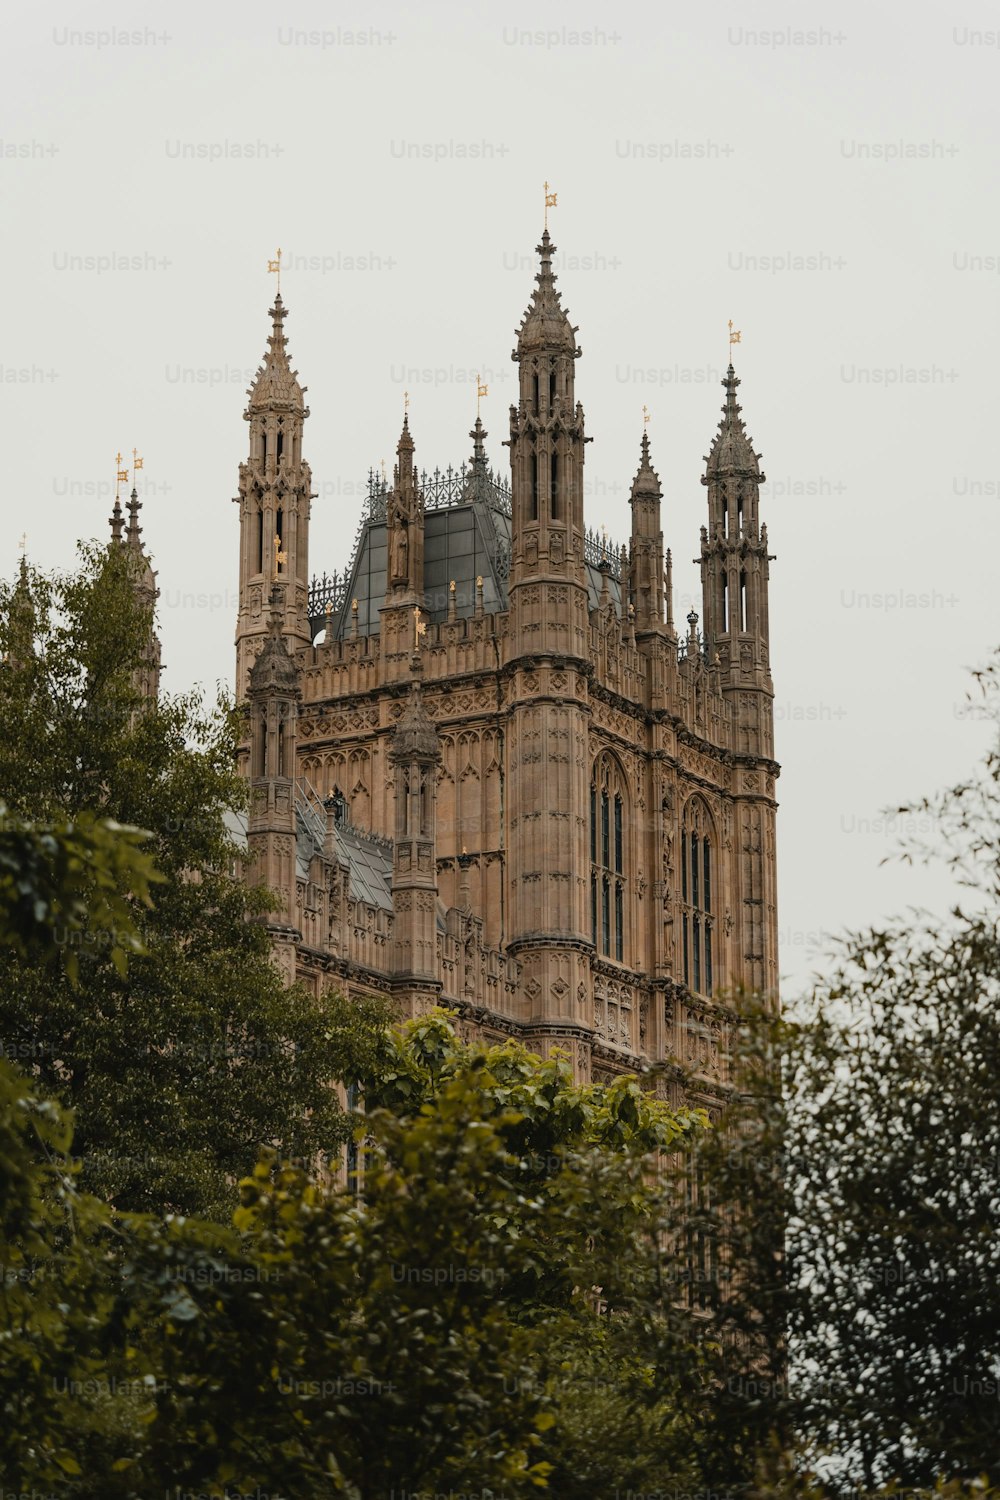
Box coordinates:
[109,487,161,701]
[235,295,314,701]
[627,429,667,640]
[224,221,781,1094]
[698,364,778,998]
[388,652,442,1005]
[504,229,594,1067]
[246,587,302,984]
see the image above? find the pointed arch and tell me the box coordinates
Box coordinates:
[590,750,629,963]
[680,795,717,997]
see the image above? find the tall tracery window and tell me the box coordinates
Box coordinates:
[590,755,627,962]
[681,798,715,996]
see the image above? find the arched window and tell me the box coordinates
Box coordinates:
[590,754,627,963]
[681,798,715,997]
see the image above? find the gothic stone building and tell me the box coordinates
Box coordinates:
[231,229,779,1098]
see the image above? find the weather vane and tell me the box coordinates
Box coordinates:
[115,451,129,501]
[18,532,27,554]
[476,373,488,418]
[132,448,144,491]
[412,605,426,649]
[268,247,282,295]
[728,319,742,360]
[404,389,410,414]
[544,180,557,231]
[273,532,287,578]
[642,404,650,427]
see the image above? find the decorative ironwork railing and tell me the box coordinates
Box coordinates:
[307,568,348,622]
[309,463,633,627]
[584,526,623,579]
[677,630,711,664]
[364,460,512,523]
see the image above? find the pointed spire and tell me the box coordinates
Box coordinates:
[397,409,414,455]
[6,551,36,668]
[390,651,440,763]
[323,792,341,858]
[470,414,487,471]
[631,427,662,502]
[125,487,142,551]
[391,407,417,495]
[249,583,299,694]
[109,498,124,545]
[514,229,579,356]
[704,363,764,478]
[120,485,158,601]
[246,293,308,415]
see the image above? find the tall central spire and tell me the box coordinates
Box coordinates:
[246,295,307,415]
[699,359,774,754]
[505,220,594,1074]
[235,291,314,702]
[507,226,590,588]
[514,230,579,357]
[704,364,762,479]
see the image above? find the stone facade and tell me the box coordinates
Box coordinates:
[229,230,780,1103]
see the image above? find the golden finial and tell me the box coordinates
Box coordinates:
[476,574,483,589]
[131,448,144,489]
[268,247,282,295]
[324,599,333,617]
[404,390,410,414]
[449,579,456,592]
[412,604,426,649]
[380,458,387,487]
[642,405,651,427]
[352,597,358,613]
[18,532,27,555]
[273,532,287,577]
[600,523,608,558]
[115,451,129,500]
[476,373,488,418]
[728,319,742,359]
[543,180,557,231]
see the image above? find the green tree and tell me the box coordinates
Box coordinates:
[0,808,160,1491]
[121,1014,707,1498]
[0,544,389,1220]
[783,658,1000,1488]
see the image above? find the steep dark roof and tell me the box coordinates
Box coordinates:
[294,793,393,910]
[310,470,623,641]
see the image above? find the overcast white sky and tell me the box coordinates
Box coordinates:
[3,0,997,1001]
